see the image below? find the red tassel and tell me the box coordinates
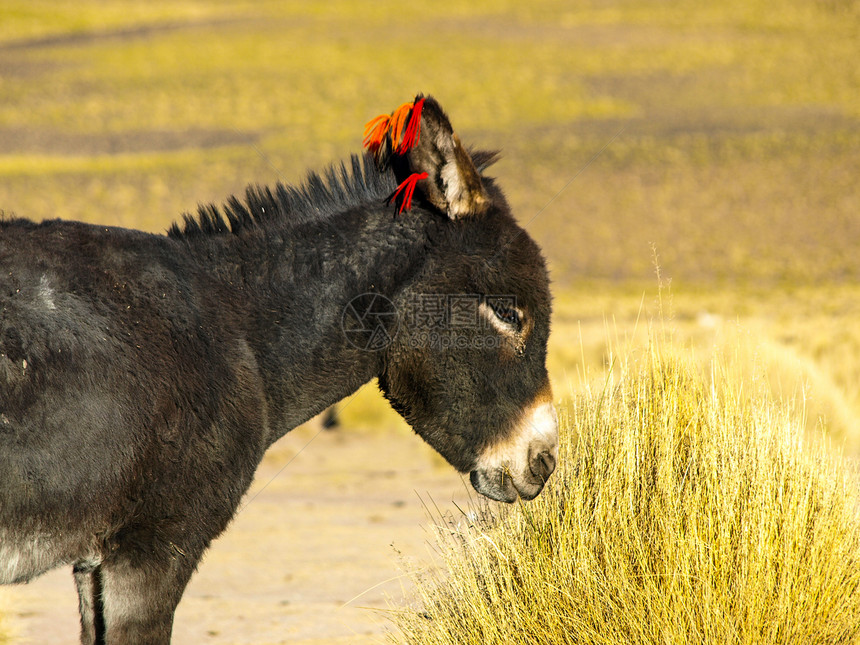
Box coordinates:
[388,172,428,214]
[363,97,425,157]
[363,114,391,154]
[397,97,425,154]
[387,102,412,152]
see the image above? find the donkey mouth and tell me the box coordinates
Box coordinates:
[468,396,559,503]
[469,468,546,504]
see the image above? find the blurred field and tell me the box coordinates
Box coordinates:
[1,0,859,642]
[2,0,858,280]
[2,0,858,441]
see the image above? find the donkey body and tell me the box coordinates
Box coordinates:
[0,96,557,644]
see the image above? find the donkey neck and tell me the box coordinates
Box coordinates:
[182,205,435,445]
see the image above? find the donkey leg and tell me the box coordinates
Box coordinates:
[97,549,199,645]
[73,562,105,645]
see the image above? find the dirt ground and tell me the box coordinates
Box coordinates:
[0,420,475,645]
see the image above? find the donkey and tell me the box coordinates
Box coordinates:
[0,95,557,644]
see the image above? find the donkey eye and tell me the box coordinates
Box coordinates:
[492,304,521,328]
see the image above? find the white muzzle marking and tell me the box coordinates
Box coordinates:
[471,393,559,502]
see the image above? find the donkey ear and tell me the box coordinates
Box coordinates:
[365,95,490,219]
[400,96,490,219]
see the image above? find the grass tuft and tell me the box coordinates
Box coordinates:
[392,341,860,644]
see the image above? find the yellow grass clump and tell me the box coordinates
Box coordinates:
[391,344,860,644]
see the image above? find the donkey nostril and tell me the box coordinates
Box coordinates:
[530,448,556,483]
[540,451,556,478]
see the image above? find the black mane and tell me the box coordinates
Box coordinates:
[167,148,500,239]
[167,153,396,239]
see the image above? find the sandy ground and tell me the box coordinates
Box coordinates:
[0,422,476,644]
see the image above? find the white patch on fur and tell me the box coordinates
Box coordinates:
[38,275,56,311]
[440,161,465,218]
[101,563,149,626]
[0,530,76,584]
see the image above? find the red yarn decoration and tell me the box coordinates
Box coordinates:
[388,172,428,214]
[363,97,425,157]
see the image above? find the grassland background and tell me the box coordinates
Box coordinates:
[3,0,858,446]
[1,0,859,640]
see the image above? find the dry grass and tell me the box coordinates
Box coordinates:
[548,283,860,456]
[391,340,860,644]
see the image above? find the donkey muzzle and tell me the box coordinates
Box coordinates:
[470,398,559,503]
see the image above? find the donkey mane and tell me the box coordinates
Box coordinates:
[167,149,500,239]
[167,153,394,239]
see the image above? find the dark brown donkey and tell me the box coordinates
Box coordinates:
[0,95,557,644]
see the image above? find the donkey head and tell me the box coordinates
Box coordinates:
[369,96,558,503]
